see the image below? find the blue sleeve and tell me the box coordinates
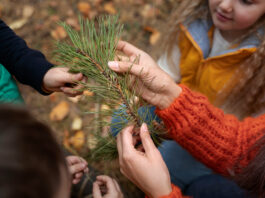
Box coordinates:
[0,19,53,95]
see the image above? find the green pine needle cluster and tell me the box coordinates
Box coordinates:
[55,15,166,161]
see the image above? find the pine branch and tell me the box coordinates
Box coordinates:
[55,15,166,161]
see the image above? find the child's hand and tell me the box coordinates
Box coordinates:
[66,156,88,184]
[93,175,123,198]
[43,67,86,97]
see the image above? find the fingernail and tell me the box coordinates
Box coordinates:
[141,123,148,132]
[108,61,119,69]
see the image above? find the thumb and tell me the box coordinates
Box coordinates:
[65,73,83,83]
[139,123,157,156]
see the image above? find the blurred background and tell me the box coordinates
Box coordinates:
[1,0,175,196]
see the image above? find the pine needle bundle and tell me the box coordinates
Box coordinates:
[55,16,166,161]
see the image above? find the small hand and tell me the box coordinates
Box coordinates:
[43,67,87,97]
[93,175,123,198]
[117,123,172,198]
[66,156,88,184]
[109,41,182,109]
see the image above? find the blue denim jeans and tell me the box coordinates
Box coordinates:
[184,174,251,198]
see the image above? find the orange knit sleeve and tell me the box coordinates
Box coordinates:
[156,85,265,175]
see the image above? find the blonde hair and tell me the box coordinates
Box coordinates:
[164,0,265,119]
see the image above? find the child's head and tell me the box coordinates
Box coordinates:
[209,0,265,33]
[0,105,70,198]
[164,0,265,118]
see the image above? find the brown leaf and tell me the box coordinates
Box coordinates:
[83,90,94,96]
[144,26,161,45]
[103,2,117,15]
[87,133,97,150]
[49,1,58,8]
[66,17,80,30]
[9,19,28,30]
[101,104,110,111]
[78,2,91,17]
[50,15,60,23]
[150,31,161,45]
[67,95,81,103]
[51,26,67,40]
[49,93,58,102]
[143,26,156,33]
[71,117,83,131]
[69,130,85,150]
[23,5,34,18]
[141,4,159,19]
[49,101,70,121]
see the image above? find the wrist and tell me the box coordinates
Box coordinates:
[158,84,182,109]
[41,83,53,94]
[151,185,172,198]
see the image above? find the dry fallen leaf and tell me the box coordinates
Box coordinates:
[84,90,94,96]
[150,31,161,45]
[66,17,80,30]
[87,133,97,150]
[9,19,28,30]
[49,93,58,102]
[141,4,158,19]
[103,2,117,15]
[23,5,34,18]
[71,117,83,131]
[67,95,81,103]
[78,2,91,17]
[69,130,85,150]
[49,101,70,121]
[144,26,161,45]
[51,26,67,40]
[101,104,110,111]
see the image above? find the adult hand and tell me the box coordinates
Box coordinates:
[43,67,86,97]
[93,175,123,198]
[66,156,88,184]
[117,123,172,198]
[109,41,182,109]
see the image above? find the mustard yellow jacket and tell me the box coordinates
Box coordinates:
[178,20,260,103]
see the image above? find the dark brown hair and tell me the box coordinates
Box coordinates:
[232,133,265,198]
[0,105,68,198]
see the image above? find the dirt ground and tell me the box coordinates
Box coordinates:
[1,0,176,197]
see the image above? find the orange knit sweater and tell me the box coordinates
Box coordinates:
[154,85,265,198]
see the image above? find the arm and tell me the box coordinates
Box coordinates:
[109,41,265,176]
[156,85,265,175]
[0,19,53,94]
[0,20,86,96]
